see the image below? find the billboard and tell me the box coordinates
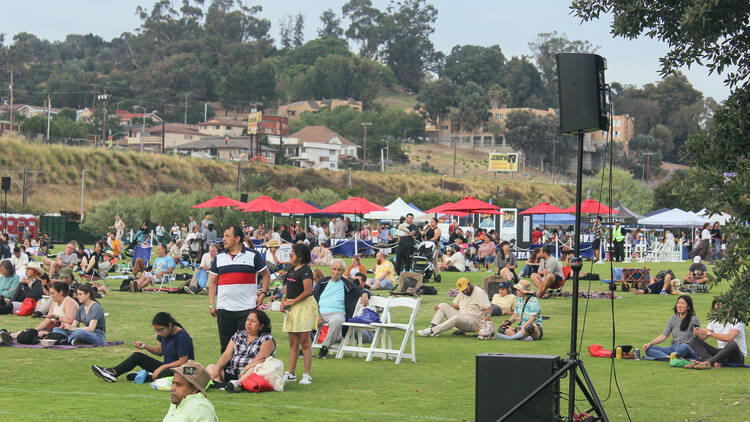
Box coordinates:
[260,115,289,136]
[247,111,262,135]
[488,153,519,172]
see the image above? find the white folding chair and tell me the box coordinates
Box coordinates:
[366,296,421,364]
[312,296,365,354]
[335,295,389,359]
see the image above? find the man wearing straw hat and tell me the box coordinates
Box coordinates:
[417,277,491,337]
[162,360,218,422]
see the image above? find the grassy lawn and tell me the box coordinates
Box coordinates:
[1,257,748,421]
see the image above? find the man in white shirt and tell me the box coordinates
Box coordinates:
[418,278,491,337]
[687,299,747,369]
[439,246,465,272]
[10,246,29,276]
[184,245,217,295]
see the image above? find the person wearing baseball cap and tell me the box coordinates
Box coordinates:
[489,282,516,316]
[683,255,708,286]
[163,360,218,422]
[417,277,491,337]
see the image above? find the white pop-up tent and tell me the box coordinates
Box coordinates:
[637,208,711,227]
[697,209,732,225]
[364,197,426,221]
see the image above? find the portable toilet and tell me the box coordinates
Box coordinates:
[16,217,27,235]
[0,216,5,233]
[27,216,38,239]
[6,215,16,236]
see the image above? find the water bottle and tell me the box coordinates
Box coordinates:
[670,352,677,361]
[635,348,641,361]
[615,347,622,359]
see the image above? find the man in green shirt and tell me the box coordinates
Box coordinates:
[163,360,218,422]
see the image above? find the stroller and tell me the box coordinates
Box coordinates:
[182,236,203,269]
[410,240,441,283]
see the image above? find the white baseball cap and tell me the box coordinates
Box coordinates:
[693,256,701,264]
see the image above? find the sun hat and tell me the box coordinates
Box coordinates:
[693,256,701,264]
[265,239,281,248]
[513,279,535,295]
[26,261,46,276]
[456,277,470,292]
[173,360,210,396]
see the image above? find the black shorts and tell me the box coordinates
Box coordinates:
[592,238,601,250]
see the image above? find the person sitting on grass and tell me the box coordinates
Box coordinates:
[418,278,491,337]
[36,281,79,335]
[495,241,518,282]
[92,312,194,383]
[530,246,564,298]
[183,244,217,295]
[635,269,678,295]
[134,244,175,291]
[0,261,44,315]
[52,283,105,345]
[312,259,370,359]
[518,248,542,278]
[490,282,516,317]
[683,256,708,286]
[643,295,699,361]
[439,245,466,272]
[0,260,20,299]
[10,246,28,276]
[312,242,333,266]
[163,361,218,422]
[684,299,747,370]
[206,309,275,392]
[365,252,396,290]
[42,242,78,279]
[345,255,367,281]
[497,280,543,341]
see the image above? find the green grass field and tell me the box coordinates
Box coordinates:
[0,257,748,422]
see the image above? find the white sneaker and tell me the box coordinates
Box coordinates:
[417,327,433,337]
[298,373,312,385]
[283,371,296,382]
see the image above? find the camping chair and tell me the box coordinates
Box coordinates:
[80,255,119,290]
[483,275,505,298]
[391,271,423,296]
[147,272,175,293]
[335,295,389,360]
[366,296,421,364]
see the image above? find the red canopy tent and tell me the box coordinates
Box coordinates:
[424,202,469,217]
[238,196,291,214]
[519,202,566,215]
[561,199,620,215]
[440,196,500,213]
[192,195,245,209]
[320,197,387,214]
[282,198,322,215]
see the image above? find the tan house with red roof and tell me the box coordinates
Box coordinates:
[266,125,359,170]
[270,98,363,120]
[198,117,246,137]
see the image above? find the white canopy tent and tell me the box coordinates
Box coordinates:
[637,208,711,227]
[364,197,426,221]
[697,209,732,225]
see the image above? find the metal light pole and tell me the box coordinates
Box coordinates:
[80,169,87,222]
[361,122,372,170]
[134,105,146,152]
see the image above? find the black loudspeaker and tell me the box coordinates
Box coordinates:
[476,353,560,422]
[557,53,608,134]
[240,193,248,203]
[1,177,10,192]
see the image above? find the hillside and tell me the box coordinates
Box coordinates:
[0,136,576,215]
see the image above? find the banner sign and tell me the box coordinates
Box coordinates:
[500,208,517,241]
[260,115,289,136]
[247,112,262,134]
[488,153,519,172]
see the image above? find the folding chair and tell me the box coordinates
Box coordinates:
[483,275,504,298]
[335,295,389,360]
[149,273,175,293]
[622,268,650,290]
[80,256,118,290]
[313,296,365,354]
[366,296,421,364]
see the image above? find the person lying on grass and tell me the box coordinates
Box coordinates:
[635,269,679,295]
[497,280,543,341]
[685,299,747,369]
[206,309,275,392]
[91,312,193,383]
[643,295,699,361]
[52,283,106,345]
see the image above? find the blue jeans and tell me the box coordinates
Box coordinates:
[497,330,528,340]
[196,269,208,288]
[646,343,697,361]
[52,327,106,345]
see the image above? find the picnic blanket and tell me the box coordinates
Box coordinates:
[141,287,182,293]
[11,341,123,350]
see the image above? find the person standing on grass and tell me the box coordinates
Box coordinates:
[208,225,270,354]
[281,242,318,385]
[92,312,194,383]
[162,361,218,422]
[643,295,700,361]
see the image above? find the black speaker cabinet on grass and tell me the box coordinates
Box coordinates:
[476,353,561,422]
[557,53,608,134]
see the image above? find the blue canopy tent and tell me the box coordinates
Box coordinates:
[532,213,576,226]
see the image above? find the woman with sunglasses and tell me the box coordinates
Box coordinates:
[91,312,194,383]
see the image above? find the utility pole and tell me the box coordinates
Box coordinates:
[551,139,558,184]
[361,122,372,170]
[161,106,166,153]
[22,166,27,206]
[80,169,87,222]
[46,95,51,141]
[236,159,242,192]
[452,137,457,177]
[97,91,109,147]
[8,67,13,132]
[203,103,207,123]
[184,93,188,124]
[643,152,655,181]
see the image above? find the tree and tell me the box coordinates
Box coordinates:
[503,56,545,108]
[648,124,674,155]
[528,31,597,107]
[342,0,385,60]
[571,0,750,323]
[318,9,343,39]
[442,44,506,89]
[487,84,511,109]
[416,78,455,124]
[504,111,559,171]
[293,13,305,48]
[652,169,692,210]
[57,107,77,121]
[582,167,654,215]
[278,14,294,50]
[454,82,490,131]
[381,0,438,92]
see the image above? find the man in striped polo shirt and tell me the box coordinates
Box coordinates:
[208,225,270,353]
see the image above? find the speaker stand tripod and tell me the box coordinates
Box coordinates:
[498,131,609,422]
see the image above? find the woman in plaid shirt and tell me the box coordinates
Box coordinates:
[207,309,275,392]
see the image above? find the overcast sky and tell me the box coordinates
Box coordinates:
[0,0,730,101]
